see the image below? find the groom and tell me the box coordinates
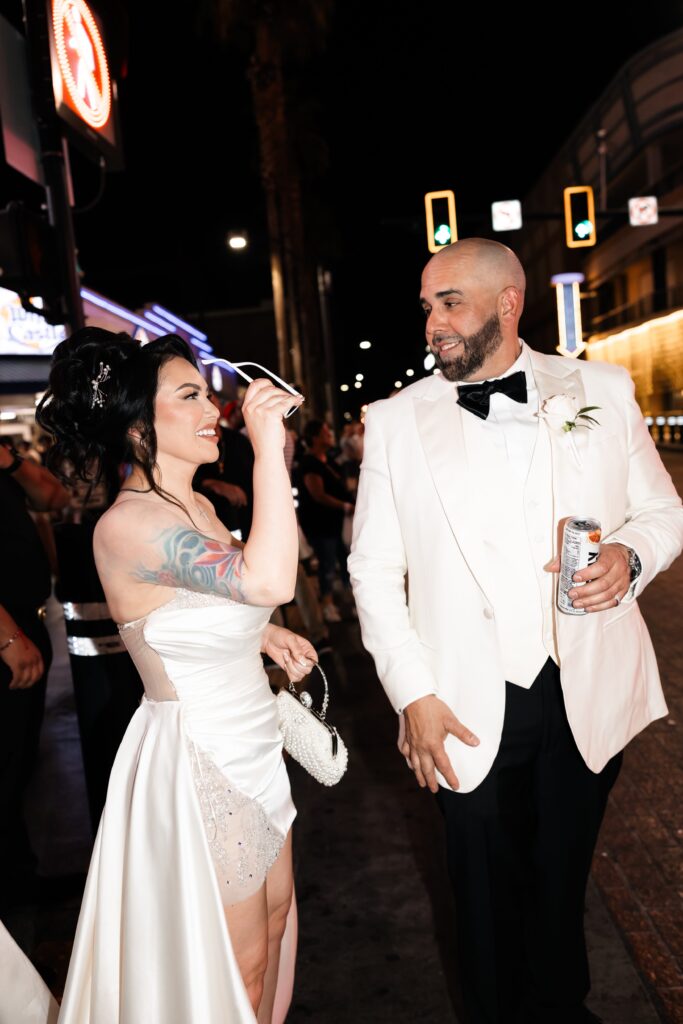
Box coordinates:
[348,239,683,1024]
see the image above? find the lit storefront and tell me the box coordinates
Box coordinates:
[586,308,683,444]
[0,286,235,438]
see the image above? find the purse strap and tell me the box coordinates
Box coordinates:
[288,662,330,719]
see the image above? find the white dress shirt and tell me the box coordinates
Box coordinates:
[457,341,558,687]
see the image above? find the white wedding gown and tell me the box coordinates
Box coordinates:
[2,588,296,1024]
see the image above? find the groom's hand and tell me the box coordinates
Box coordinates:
[401,695,479,793]
[544,542,631,612]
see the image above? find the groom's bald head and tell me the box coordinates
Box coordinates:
[427,238,526,302]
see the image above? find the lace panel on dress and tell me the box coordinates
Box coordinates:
[155,587,240,614]
[187,741,285,907]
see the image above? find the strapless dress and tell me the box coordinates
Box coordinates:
[55,587,296,1024]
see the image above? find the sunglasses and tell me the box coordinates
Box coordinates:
[201,358,302,418]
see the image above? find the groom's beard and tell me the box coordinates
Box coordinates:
[432,314,503,382]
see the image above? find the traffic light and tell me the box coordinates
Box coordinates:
[0,203,62,322]
[563,186,597,248]
[425,190,457,253]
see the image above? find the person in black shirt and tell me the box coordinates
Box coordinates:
[194,397,255,541]
[296,420,354,623]
[0,441,69,909]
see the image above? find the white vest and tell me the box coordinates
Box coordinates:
[460,371,558,687]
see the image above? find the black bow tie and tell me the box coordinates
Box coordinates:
[456,370,528,420]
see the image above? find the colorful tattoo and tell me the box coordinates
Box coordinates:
[134,528,246,602]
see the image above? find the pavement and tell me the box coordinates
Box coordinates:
[591,451,683,1024]
[4,451,683,1022]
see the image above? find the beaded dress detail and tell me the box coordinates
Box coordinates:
[117,587,293,904]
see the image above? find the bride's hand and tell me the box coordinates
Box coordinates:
[242,379,304,455]
[262,624,318,682]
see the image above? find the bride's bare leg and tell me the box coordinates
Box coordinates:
[224,883,269,1012]
[257,830,294,1023]
[272,889,298,1024]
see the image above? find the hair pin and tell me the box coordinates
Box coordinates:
[90,362,111,408]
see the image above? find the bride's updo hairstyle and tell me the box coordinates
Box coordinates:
[37,326,198,498]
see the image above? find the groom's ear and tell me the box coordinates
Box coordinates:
[499,285,523,323]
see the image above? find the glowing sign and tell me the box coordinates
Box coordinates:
[491,200,522,232]
[0,287,66,355]
[628,196,659,226]
[52,0,111,131]
[551,272,586,357]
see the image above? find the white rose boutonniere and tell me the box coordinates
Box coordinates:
[538,394,601,433]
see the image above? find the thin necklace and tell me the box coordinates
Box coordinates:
[119,486,211,523]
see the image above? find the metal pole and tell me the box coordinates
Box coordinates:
[596,128,608,212]
[22,0,84,333]
[317,265,339,432]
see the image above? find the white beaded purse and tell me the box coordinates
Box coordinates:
[276,664,348,786]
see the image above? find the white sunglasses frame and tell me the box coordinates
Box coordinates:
[201,358,302,418]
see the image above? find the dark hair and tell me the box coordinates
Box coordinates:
[37,326,199,511]
[303,418,325,448]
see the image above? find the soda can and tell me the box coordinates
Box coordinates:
[557,517,602,615]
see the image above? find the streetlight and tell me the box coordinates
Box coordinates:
[359,340,372,350]
[354,381,362,389]
[340,384,350,392]
[394,380,403,389]
[406,369,415,377]
[227,232,248,250]
[355,373,364,381]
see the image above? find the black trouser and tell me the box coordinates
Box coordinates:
[437,658,621,1024]
[309,533,350,598]
[0,607,51,908]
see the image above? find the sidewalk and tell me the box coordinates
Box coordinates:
[591,451,683,1024]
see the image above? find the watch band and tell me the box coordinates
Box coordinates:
[627,547,642,583]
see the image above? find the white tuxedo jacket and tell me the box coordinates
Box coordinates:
[349,346,683,792]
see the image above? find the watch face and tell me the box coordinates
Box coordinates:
[629,550,642,581]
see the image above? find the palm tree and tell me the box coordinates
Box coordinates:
[211,0,334,407]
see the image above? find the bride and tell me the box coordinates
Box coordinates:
[22,327,315,1023]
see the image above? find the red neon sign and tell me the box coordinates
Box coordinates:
[51,0,111,131]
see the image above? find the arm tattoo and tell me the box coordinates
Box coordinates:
[134,528,247,602]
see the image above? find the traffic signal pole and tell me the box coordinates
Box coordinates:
[22,0,84,333]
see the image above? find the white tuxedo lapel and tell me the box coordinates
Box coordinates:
[528,350,589,529]
[414,381,495,604]
[413,351,593,584]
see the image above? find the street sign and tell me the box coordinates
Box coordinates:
[628,196,659,226]
[424,190,457,253]
[491,200,522,232]
[0,16,44,186]
[552,272,586,357]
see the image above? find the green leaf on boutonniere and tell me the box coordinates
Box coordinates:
[576,405,601,429]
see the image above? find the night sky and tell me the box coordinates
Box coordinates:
[3,0,683,407]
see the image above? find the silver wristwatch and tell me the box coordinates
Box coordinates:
[625,546,642,594]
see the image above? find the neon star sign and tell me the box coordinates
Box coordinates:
[52,0,111,131]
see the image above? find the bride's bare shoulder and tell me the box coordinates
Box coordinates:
[94,499,183,555]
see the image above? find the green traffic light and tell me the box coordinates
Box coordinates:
[434,223,451,245]
[574,219,594,240]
